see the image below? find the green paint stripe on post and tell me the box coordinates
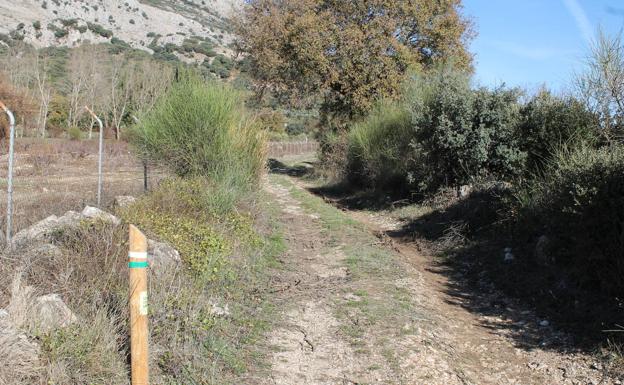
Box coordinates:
[128,261,149,269]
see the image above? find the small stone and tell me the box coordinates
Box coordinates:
[504,252,515,262]
[539,320,550,327]
[459,185,473,198]
[344,293,362,302]
[113,195,136,209]
[590,362,603,370]
[81,206,121,225]
[34,294,78,332]
[148,239,181,270]
[208,300,230,317]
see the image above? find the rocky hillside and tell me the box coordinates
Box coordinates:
[0,0,242,61]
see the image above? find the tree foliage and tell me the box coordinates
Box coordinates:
[236,0,474,123]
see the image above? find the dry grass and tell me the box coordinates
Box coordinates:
[0,157,283,384]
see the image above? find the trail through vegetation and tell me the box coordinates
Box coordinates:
[256,162,618,385]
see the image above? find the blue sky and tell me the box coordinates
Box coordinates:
[463,0,624,92]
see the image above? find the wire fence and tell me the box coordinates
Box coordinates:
[268,140,318,158]
[0,138,167,238]
[0,137,318,241]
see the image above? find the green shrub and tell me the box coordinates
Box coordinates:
[119,177,263,277]
[410,69,525,191]
[340,67,526,193]
[522,144,624,295]
[67,126,82,140]
[87,22,113,38]
[517,90,599,174]
[129,79,266,201]
[347,100,413,187]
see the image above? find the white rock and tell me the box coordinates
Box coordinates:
[208,300,230,317]
[539,320,550,327]
[34,294,78,332]
[11,215,60,249]
[81,206,121,225]
[11,212,86,249]
[504,252,515,262]
[459,185,473,198]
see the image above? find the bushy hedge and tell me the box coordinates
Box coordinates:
[518,145,624,294]
[518,90,599,174]
[344,68,526,192]
[411,70,525,191]
[130,79,267,206]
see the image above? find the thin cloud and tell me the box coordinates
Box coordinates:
[562,0,594,43]
[489,40,579,61]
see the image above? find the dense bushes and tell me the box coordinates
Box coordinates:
[130,79,267,203]
[517,90,599,174]
[344,68,526,192]
[412,70,525,191]
[334,63,623,298]
[520,144,624,294]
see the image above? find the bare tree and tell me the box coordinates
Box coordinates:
[66,47,92,129]
[108,55,134,140]
[130,58,174,114]
[33,53,52,137]
[83,46,109,139]
[576,29,624,143]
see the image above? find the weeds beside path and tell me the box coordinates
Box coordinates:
[255,170,618,385]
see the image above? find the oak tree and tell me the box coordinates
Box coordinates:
[236,0,474,124]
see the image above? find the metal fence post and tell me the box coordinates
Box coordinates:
[85,106,104,207]
[0,101,15,245]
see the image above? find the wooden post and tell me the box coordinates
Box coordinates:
[128,225,149,385]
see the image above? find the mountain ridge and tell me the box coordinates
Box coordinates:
[0,0,242,61]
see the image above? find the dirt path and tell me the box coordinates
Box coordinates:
[260,174,616,385]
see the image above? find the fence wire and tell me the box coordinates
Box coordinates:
[0,139,318,237]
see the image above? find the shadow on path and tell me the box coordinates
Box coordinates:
[285,170,624,363]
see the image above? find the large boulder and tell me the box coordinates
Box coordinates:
[11,215,62,249]
[5,274,77,333]
[11,207,121,249]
